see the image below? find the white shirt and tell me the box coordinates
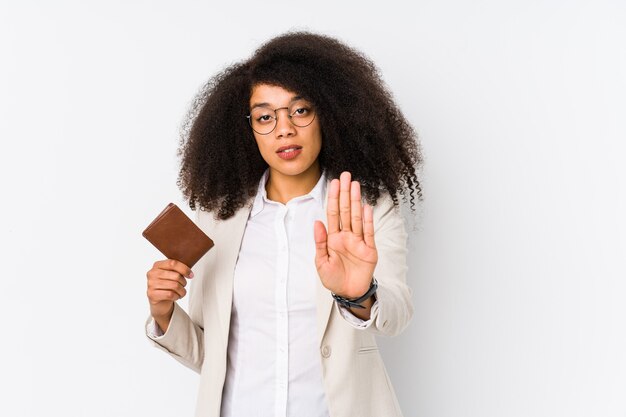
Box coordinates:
[148,170,379,417]
[221,171,329,417]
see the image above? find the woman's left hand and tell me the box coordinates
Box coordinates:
[314,171,378,299]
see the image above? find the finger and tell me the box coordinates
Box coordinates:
[147,266,188,289]
[313,220,329,268]
[350,181,363,238]
[151,279,187,299]
[154,270,187,288]
[149,289,183,303]
[326,179,340,234]
[363,204,376,249]
[153,259,194,278]
[339,171,352,231]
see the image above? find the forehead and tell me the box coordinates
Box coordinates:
[249,84,304,107]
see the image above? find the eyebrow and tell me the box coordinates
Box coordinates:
[250,95,304,110]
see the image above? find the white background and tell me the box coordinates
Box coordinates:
[1,1,624,416]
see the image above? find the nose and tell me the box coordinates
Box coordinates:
[274,108,296,138]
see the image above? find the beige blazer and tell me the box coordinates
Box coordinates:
[146,185,413,417]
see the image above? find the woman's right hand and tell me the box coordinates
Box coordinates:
[146,259,194,333]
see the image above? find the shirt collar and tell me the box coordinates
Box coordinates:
[250,169,327,218]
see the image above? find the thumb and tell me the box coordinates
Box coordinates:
[313,220,329,267]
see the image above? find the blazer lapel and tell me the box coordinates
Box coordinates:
[213,203,253,348]
[316,179,334,345]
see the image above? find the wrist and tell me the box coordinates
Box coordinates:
[151,303,174,323]
[332,278,378,310]
[348,295,375,320]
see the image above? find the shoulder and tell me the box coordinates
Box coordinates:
[194,200,254,234]
[371,192,406,241]
[372,192,395,212]
[372,192,399,220]
[195,208,219,228]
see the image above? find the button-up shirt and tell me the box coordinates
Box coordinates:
[220,171,330,417]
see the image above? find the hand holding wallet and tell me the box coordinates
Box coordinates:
[142,203,214,268]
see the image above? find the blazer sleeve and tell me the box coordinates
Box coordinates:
[144,301,204,373]
[360,193,414,337]
[144,210,208,374]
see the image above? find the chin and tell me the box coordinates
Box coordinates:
[271,161,315,177]
[275,167,309,177]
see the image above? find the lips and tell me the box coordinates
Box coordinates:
[276,145,303,153]
[276,145,303,160]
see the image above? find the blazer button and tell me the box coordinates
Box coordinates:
[321,345,332,358]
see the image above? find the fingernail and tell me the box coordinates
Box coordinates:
[189,272,194,278]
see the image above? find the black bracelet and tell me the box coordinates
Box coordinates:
[332,278,378,309]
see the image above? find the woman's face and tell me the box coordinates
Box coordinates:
[249,83,322,183]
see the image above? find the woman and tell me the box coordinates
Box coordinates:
[145,31,422,417]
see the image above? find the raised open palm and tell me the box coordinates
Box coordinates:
[314,171,378,299]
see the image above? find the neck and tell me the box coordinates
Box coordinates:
[265,163,322,204]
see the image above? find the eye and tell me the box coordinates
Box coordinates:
[252,111,275,124]
[291,106,310,117]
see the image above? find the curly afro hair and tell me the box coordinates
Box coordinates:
[178,31,423,220]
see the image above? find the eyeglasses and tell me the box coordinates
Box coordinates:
[246,101,316,135]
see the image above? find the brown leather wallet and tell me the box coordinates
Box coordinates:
[142,203,214,268]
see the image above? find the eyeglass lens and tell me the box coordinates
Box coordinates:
[248,101,315,135]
